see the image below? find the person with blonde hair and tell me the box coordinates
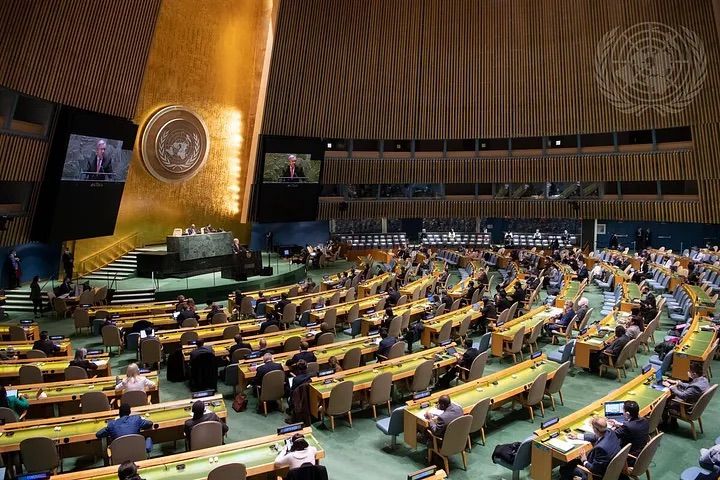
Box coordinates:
[115,363,155,393]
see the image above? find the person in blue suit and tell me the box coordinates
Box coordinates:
[560,417,622,480]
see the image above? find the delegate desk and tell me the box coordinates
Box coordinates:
[400,274,437,300]
[308,344,461,418]
[358,272,394,298]
[531,369,669,480]
[553,280,584,308]
[600,262,630,289]
[156,319,264,351]
[361,298,433,336]
[265,288,350,314]
[0,395,225,457]
[0,322,41,341]
[619,282,641,312]
[671,315,718,380]
[420,304,484,348]
[239,326,324,352]
[234,336,380,390]
[50,427,324,480]
[114,308,214,331]
[0,338,72,358]
[88,302,177,319]
[685,284,716,315]
[573,311,631,370]
[227,284,301,312]
[651,264,683,293]
[403,355,560,448]
[490,306,562,357]
[320,268,355,291]
[20,372,160,418]
[308,294,385,324]
[0,354,111,383]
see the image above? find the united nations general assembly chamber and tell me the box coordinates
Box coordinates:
[3,1,720,480]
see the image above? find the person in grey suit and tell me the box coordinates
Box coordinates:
[663,362,711,426]
[422,395,463,444]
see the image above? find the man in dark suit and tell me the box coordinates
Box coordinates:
[612,400,649,459]
[465,281,477,301]
[188,339,214,362]
[62,247,74,280]
[286,342,317,368]
[32,331,60,355]
[600,325,631,366]
[286,360,313,399]
[275,293,291,317]
[386,287,400,307]
[280,155,306,182]
[438,338,479,388]
[184,400,228,448]
[376,328,397,360]
[252,353,283,388]
[228,334,252,359]
[259,312,280,334]
[84,139,113,181]
[176,304,200,326]
[561,417,622,479]
[639,285,657,323]
[544,301,576,336]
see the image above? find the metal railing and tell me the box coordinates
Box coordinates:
[77,232,142,277]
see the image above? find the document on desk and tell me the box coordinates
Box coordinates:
[546,437,577,452]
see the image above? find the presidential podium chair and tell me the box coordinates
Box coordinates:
[375,406,406,451]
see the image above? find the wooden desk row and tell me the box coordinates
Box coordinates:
[574,310,631,370]
[358,272,395,298]
[51,427,324,480]
[0,353,111,383]
[553,279,585,308]
[490,306,563,357]
[360,298,433,336]
[531,369,669,480]
[419,303,486,348]
[0,322,41,341]
[0,395,225,455]
[18,373,160,418]
[227,284,301,311]
[0,338,72,358]
[403,355,561,448]
[672,315,718,380]
[309,344,462,418]
[113,308,213,331]
[308,293,385,323]
[88,301,177,319]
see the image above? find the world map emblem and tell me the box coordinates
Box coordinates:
[141,105,210,183]
[595,22,707,116]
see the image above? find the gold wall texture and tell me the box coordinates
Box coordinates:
[75,0,274,259]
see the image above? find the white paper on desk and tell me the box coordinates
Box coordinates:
[428,408,444,417]
[546,438,576,452]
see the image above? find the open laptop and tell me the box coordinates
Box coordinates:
[604,401,626,424]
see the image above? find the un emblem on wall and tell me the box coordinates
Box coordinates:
[140,105,210,183]
[595,22,707,116]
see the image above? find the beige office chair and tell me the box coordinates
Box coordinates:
[432,321,452,346]
[21,437,60,473]
[518,372,547,422]
[64,365,88,380]
[409,359,434,394]
[342,347,362,370]
[73,308,92,335]
[180,331,199,345]
[223,325,240,339]
[140,338,162,369]
[647,395,668,436]
[101,325,123,354]
[377,341,405,361]
[81,391,111,413]
[575,443,631,480]
[316,332,335,346]
[25,349,47,359]
[264,324,280,334]
[467,398,491,448]
[427,414,473,473]
[387,316,402,338]
[0,407,20,424]
[502,327,526,363]
[323,380,354,430]
[181,318,199,328]
[9,325,27,341]
[208,463,247,480]
[19,365,43,384]
[108,434,147,465]
[458,350,488,383]
[623,432,663,480]
[283,336,303,353]
[454,315,472,342]
[231,348,252,363]
[190,421,224,451]
[211,312,228,324]
[120,390,149,407]
[322,308,338,331]
[368,371,392,419]
[668,383,718,440]
[599,339,636,381]
[259,369,285,416]
[544,361,570,411]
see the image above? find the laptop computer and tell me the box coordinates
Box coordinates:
[604,400,626,424]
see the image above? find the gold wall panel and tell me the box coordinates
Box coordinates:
[74,0,275,260]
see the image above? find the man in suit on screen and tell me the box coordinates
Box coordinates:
[84,139,114,181]
[280,154,306,182]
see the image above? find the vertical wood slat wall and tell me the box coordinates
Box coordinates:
[0,0,161,247]
[263,0,720,139]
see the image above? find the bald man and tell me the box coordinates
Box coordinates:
[422,395,463,443]
[561,417,622,480]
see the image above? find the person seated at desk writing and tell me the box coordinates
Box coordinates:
[286,342,316,368]
[662,362,710,428]
[96,404,153,452]
[69,348,98,374]
[115,363,156,394]
[561,417,621,480]
[544,301,576,336]
[287,360,313,399]
[420,395,463,445]
[610,400,649,462]
[625,315,645,339]
[32,331,60,355]
[274,433,318,470]
[176,303,199,326]
[57,277,74,297]
[184,399,227,448]
[376,328,397,360]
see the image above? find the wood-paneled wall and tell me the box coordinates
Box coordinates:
[0,0,161,247]
[0,0,161,119]
[318,199,705,224]
[263,0,720,139]
[322,151,693,185]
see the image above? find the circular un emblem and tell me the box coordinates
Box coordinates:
[595,22,707,116]
[140,105,210,183]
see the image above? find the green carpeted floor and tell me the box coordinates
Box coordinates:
[7,261,719,479]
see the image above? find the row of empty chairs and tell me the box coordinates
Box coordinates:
[339,232,407,249]
[422,232,492,247]
[504,232,577,248]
